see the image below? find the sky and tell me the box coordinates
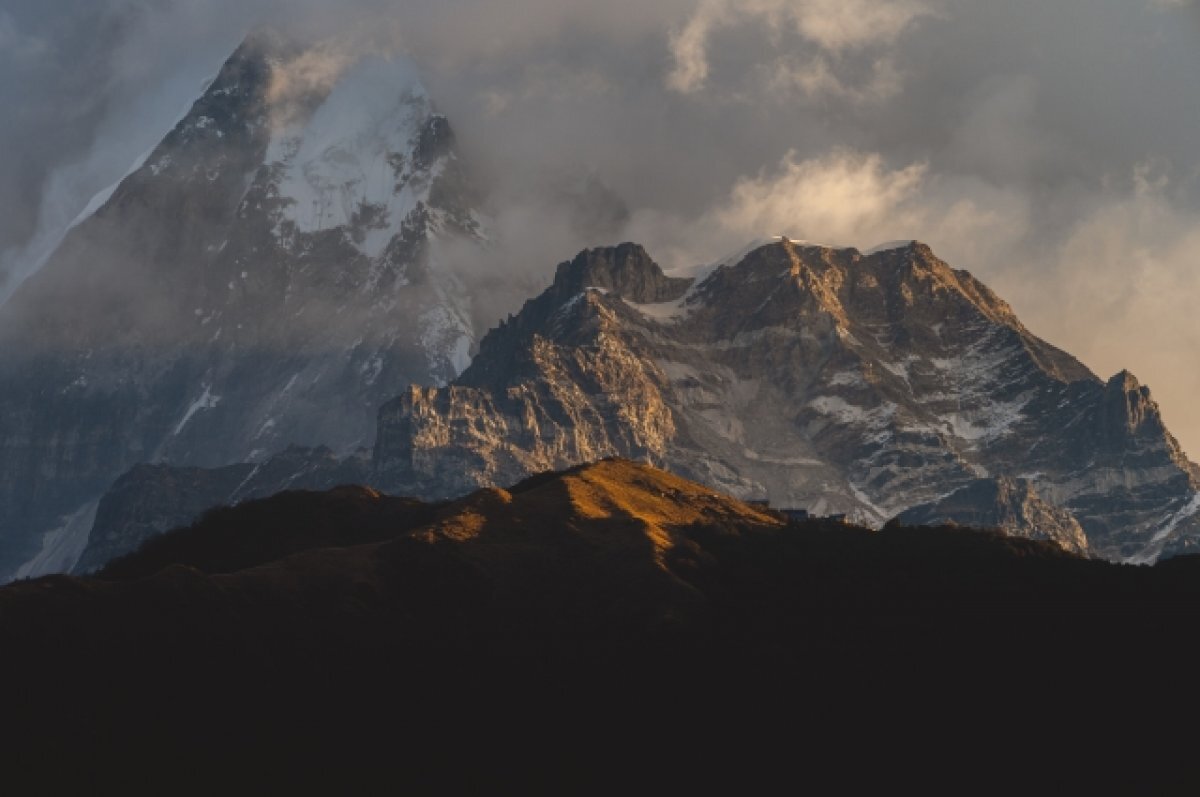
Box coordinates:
[1,0,1198,456]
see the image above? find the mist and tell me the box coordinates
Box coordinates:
[1,0,1198,456]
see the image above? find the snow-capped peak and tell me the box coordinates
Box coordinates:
[265,54,443,257]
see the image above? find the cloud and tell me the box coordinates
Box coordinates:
[624,148,1031,278]
[667,0,933,96]
[713,150,929,246]
[789,0,934,51]
[264,38,358,129]
[993,163,1200,456]
[766,54,904,104]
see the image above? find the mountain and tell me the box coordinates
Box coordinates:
[4,27,1195,577]
[894,475,1089,555]
[373,238,1200,562]
[3,459,1200,789]
[0,31,484,579]
[71,444,370,576]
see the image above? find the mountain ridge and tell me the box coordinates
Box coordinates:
[374,238,1199,562]
[48,236,1200,574]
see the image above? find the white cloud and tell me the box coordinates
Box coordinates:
[667,0,933,96]
[666,0,722,93]
[265,39,358,129]
[788,0,935,51]
[623,147,1035,295]
[633,148,1028,264]
[713,149,928,245]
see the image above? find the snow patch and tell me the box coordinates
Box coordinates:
[740,449,823,467]
[847,482,888,520]
[773,235,834,249]
[826,370,866,388]
[450,335,472,376]
[230,462,264,502]
[942,394,1031,443]
[419,305,473,380]
[880,357,916,381]
[557,292,588,317]
[627,296,690,323]
[13,500,100,580]
[149,155,173,176]
[809,396,897,430]
[716,237,781,267]
[265,55,436,258]
[1127,492,1200,565]
[361,354,384,385]
[358,224,399,259]
[863,240,915,256]
[173,385,222,435]
[254,418,277,439]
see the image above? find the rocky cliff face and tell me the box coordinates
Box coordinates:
[894,476,1089,555]
[374,244,681,498]
[0,32,484,579]
[374,238,1199,563]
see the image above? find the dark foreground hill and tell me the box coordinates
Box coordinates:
[3,459,1200,791]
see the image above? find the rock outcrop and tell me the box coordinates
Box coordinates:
[894,476,1090,555]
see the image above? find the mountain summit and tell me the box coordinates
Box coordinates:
[0,32,485,579]
[374,238,1199,562]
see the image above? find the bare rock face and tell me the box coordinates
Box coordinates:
[0,32,484,579]
[550,243,692,304]
[374,274,679,498]
[894,477,1090,556]
[1035,371,1200,562]
[374,238,1199,563]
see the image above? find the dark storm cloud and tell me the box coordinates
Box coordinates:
[1,0,1198,454]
